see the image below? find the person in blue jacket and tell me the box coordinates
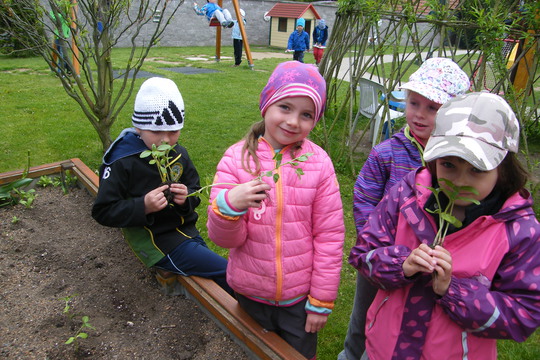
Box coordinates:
[231,9,246,66]
[193,0,234,28]
[286,18,310,63]
[312,19,329,66]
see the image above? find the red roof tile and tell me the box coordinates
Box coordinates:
[266,3,321,19]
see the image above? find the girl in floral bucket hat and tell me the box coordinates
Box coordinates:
[207,61,344,359]
[349,92,540,359]
[340,57,470,360]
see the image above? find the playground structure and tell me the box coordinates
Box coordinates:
[210,0,254,69]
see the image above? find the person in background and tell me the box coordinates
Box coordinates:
[338,57,470,360]
[193,0,234,28]
[206,61,344,359]
[286,18,310,63]
[312,19,329,66]
[349,92,540,359]
[49,2,72,75]
[231,9,246,67]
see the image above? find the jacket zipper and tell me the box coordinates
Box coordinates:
[368,296,389,329]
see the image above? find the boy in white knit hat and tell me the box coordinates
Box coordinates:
[92,77,231,296]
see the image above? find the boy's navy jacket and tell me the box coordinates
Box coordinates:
[312,25,328,46]
[92,128,202,267]
[102,128,147,165]
[287,30,310,52]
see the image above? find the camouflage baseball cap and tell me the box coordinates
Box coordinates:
[423,92,519,171]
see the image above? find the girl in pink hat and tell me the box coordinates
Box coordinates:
[206,61,344,359]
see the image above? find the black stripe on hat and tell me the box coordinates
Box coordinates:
[155,100,184,127]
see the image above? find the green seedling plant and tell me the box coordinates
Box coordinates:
[37,175,55,187]
[11,216,20,224]
[423,178,480,248]
[65,315,94,350]
[13,188,36,209]
[0,151,33,207]
[185,152,314,199]
[140,143,182,184]
[63,170,79,188]
[0,178,33,207]
[60,295,95,352]
[59,170,79,194]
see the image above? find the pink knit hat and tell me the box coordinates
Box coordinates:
[259,61,327,122]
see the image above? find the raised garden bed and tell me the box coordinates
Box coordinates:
[0,159,304,360]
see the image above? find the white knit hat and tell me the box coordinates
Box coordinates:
[132,77,185,131]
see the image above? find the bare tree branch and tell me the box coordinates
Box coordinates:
[1,0,184,152]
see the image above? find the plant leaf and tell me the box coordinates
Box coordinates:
[439,212,462,227]
[457,185,480,195]
[274,153,283,167]
[273,173,280,183]
[454,195,481,205]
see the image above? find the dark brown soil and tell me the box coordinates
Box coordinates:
[0,186,248,360]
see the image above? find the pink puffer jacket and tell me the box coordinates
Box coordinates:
[207,138,344,303]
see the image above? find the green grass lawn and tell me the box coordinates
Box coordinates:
[1,46,538,359]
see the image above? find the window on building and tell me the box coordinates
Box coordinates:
[278,18,287,32]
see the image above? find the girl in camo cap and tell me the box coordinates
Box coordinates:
[349,92,540,359]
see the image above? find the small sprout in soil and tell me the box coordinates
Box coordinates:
[60,294,95,352]
[65,315,95,351]
[37,175,55,187]
[13,188,36,209]
[63,170,78,187]
[11,216,20,224]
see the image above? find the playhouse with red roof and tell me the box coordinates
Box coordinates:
[265,3,321,48]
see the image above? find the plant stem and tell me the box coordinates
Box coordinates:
[185,182,239,198]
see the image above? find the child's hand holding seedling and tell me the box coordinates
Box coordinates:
[403,244,453,295]
[403,243,437,277]
[431,245,452,296]
[169,183,189,206]
[227,179,272,210]
[144,185,170,214]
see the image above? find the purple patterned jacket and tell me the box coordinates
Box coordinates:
[353,127,423,233]
[349,168,540,360]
